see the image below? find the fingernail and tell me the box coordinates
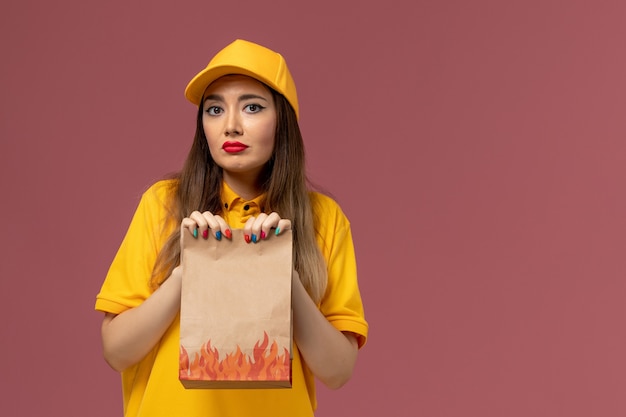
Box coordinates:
[275,227,280,236]
[202,229,209,239]
[244,234,251,244]
[224,229,232,239]
[260,231,266,240]
[193,228,198,238]
[251,234,257,243]
[215,231,222,241]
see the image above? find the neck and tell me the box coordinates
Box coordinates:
[222,170,264,200]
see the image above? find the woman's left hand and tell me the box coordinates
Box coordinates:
[242,212,291,243]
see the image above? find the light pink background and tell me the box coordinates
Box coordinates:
[2,1,626,416]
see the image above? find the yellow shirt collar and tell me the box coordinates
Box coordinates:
[220,182,265,226]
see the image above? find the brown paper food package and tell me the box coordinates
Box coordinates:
[179,228,293,389]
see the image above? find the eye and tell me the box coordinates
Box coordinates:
[244,104,264,113]
[205,106,222,116]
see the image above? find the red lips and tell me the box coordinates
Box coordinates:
[222,141,249,153]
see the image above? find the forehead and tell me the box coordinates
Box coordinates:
[202,74,273,100]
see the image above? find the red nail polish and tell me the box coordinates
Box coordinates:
[224,229,232,239]
[261,231,266,240]
[244,234,251,243]
[202,229,209,239]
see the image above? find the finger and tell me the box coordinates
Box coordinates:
[188,210,213,239]
[260,212,281,239]
[243,214,271,243]
[275,218,292,236]
[182,211,204,238]
[212,215,232,240]
[242,216,258,244]
[250,213,271,243]
[201,211,225,240]
[181,217,197,238]
[246,214,269,243]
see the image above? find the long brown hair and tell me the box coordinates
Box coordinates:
[150,87,328,303]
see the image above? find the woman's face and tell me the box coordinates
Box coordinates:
[202,75,277,182]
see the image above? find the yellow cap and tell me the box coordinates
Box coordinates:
[184,39,299,118]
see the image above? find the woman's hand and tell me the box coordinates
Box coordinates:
[182,211,232,240]
[101,266,183,372]
[291,270,359,389]
[243,212,291,243]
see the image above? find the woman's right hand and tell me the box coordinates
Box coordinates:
[101,265,183,372]
[182,211,232,240]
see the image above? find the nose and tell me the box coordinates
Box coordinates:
[224,110,243,137]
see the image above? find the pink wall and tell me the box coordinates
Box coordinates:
[2,1,626,416]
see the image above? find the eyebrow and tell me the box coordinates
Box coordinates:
[203,93,270,104]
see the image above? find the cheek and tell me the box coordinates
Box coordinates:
[260,121,277,148]
[202,120,220,151]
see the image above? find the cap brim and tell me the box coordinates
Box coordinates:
[184,65,280,107]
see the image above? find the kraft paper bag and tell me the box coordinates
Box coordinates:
[179,228,293,389]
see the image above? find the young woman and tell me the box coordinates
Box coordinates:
[96,39,368,417]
